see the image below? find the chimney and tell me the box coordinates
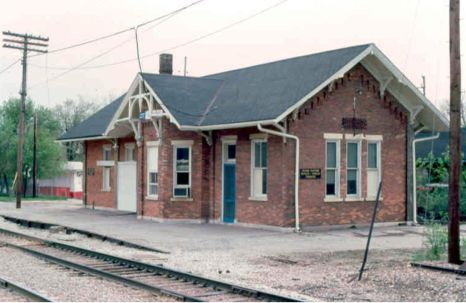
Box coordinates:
[159,53,173,75]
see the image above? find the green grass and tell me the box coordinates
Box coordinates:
[0,195,67,202]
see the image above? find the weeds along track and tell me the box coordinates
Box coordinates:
[0,227,301,302]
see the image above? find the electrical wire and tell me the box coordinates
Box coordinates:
[28,0,205,58]
[29,0,289,71]
[0,58,20,75]
[28,1,200,89]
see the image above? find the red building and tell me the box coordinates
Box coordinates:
[58,44,447,230]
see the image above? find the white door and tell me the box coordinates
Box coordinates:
[117,161,137,212]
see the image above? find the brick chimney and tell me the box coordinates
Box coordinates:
[159,53,173,75]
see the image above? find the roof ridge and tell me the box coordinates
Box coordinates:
[203,43,373,79]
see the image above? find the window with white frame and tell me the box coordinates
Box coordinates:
[251,140,268,198]
[346,141,361,197]
[147,142,159,198]
[173,146,191,198]
[367,141,381,199]
[326,140,340,197]
[103,146,112,161]
[125,144,135,161]
[102,167,111,191]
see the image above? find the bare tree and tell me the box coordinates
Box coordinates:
[54,97,102,161]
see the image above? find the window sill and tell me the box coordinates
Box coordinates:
[365,197,383,202]
[146,195,159,201]
[101,189,111,192]
[345,197,364,202]
[324,197,343,202]
[248,196,267,201]
[170,197,193,202]
[97,160,114,167]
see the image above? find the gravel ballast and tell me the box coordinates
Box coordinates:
[1,218,465,301]
[0,245,173,302]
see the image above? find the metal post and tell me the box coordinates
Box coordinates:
[448,0,462,265]
[358,181,383,281]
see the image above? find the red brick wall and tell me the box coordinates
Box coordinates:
[85,139,116,208]
[288,64,407,226]
[210,64,407,227]
[84,63,407,227]
[139,119,210,220]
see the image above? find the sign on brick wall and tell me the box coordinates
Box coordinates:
[342,117,367,130]
[299,168,321,180]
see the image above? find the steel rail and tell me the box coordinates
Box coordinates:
[4,242,201,302]
[0,227,301,302]
[411,262,466,275]
[0,215,169,254]
[0,276,52,302]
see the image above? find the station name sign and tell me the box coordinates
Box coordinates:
[299,168,321,180]
[342,117,367,130]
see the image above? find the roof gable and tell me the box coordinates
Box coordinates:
[57,94,125,141]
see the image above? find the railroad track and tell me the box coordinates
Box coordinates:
[0,276,51,302]
[0,228,301,302]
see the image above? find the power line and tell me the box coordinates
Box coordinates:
[28,0,205,58]
[28,1,202,89]
[30,0,289,71]
[0,58,20,75]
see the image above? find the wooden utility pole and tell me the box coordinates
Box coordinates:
[32,113,38,198]
[2,31,48,208]
[448,0,462,265]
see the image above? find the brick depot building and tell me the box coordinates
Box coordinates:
[58,44,447,230]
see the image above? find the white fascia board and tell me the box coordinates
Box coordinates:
[368,46,449,130]
[104,76,139,136]
[273,44,373,124]
[56,135,110,143]
[178,119,276,131]
[140,76,182,129]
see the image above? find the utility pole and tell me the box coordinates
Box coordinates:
[32,113,38,198]
[2,31,48,208]
[448,0,462,265]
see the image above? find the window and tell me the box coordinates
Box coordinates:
[102,167,111,191]
[225,144,236,162]
[251,140,268,198]
[346,141,361,197]
[125,144,135,161]
[326,141,340,197]
[103,146,112,161]
[173,146,191,198]
[367,141,381,199]
[147,142,159,198]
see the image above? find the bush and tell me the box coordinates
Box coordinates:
[413,222,448,261]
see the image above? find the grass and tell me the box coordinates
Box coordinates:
[0,195,67,202]
[413,221,466,262]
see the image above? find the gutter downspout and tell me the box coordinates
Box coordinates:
[412,128,440,224]
[257,123,300,232]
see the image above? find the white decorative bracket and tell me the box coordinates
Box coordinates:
[199,131,212,146]
[379,77,392,99]
[410,105,424,125]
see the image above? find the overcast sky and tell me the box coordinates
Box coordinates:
[0,0,463,110]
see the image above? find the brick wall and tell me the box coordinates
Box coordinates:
[288,64,407,226]
[84,63,407,227]
[85,139,116,208]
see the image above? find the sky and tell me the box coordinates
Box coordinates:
[0,0,463,111]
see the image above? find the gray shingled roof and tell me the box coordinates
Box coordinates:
[57,94,125,141]
[141,44,371,127]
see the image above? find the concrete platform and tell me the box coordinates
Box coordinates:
[0,199,434,255]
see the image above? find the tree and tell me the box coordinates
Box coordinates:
[53,97,102,161]
[0,98,65,195]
